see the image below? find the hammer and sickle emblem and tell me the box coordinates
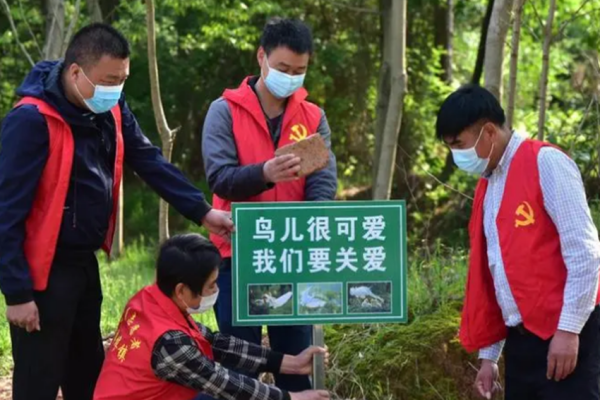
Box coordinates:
[289,124,308,142]
[515,201,535,228]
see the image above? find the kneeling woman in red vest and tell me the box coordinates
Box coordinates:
[94,234,329,400]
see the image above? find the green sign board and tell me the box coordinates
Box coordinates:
[231,201,407,326]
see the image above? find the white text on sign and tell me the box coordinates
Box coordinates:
[252,215,387,243]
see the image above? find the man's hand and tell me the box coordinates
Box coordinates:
[201,209,234,240]
[547,330,579,381]
[263,154,302,184]
[6,301,40,333]
[289,390,330,400]
[475,359,500,399]
[280,346,329,375]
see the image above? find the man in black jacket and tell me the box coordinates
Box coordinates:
[0,23,233,400]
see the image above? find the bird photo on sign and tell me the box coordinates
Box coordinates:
[347,282,392,314]
[298,283,343,315]
[248,284,294,316]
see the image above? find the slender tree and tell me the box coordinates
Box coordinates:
[373,0,407,200]
[484,0,515,100]
[146,0,179,242]
[372,0,392,183]
[472,0,496,85]
[537,0,558,140]
[43,0,65,60]
[87,0,102,23]
[507,0,526,127]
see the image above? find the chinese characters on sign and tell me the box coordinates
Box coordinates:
[252,215,387,274]
[234,201,407,326]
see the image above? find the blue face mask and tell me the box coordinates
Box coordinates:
[75,69,124,114]
[262,57,305,99]
[450,127,495,175]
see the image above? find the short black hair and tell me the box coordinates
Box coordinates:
[260,17,313,55]
[436,84,506,141]
[156,234,221,297]
[64,23,130,68]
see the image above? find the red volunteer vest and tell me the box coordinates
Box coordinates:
[460,139,600,351]
[211,77,322,257]
[94,284,214,400]
[13,97,123,291]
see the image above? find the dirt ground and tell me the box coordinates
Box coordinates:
[0,338,117,399]
[0,376,63,399]
[0,377,13,400]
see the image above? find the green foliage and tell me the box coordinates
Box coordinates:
[326,303,478,400]
[322,246,470,399]
[402,0,600,246]
[122,177,211,244]
[98,240,157,335]
[2,0,599,247]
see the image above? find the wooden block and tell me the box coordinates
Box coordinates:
[275,134,330,177]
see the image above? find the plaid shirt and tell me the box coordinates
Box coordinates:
[151,323,290,400]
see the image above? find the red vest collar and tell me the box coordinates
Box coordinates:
[146,284,198,333]
[223,76,309,134]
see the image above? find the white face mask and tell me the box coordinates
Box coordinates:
[185,289,219,314]
[450,126,494,175]
[262,56,305,99]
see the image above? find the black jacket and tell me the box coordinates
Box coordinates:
[0,61,211,305]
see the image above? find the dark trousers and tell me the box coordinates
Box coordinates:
[11,251,104,400]
[504,306,600,400]
[209,258,312,393]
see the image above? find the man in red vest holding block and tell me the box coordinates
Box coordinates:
[437,85,600,399]
[202,18,337,394]
[0,24,233,400]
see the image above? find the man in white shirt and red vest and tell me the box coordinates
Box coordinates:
[202,17,337,394]
[0,24,233,400]
[437,84,600,399]
[94,233,330,400]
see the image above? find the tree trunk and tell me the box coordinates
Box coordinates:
[87,0,103,23]
[506,0,526,128]
[158,139,173,243]
[147,0,176,243]
[434,0,454,83]
[537,0,558,140]
[373,0,407,200]
[472,0,496,84]
[61,0,81,56]
[445,0,454,82]
[484,0,514,100]
[372,0,392,184]
[110,179,124,260]
[438,0,458,181]
[43,0,65,60]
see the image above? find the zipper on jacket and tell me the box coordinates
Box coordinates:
[72,158,78,228]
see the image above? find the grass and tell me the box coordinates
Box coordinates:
[326,303,474,400]
[326,246,473,399]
